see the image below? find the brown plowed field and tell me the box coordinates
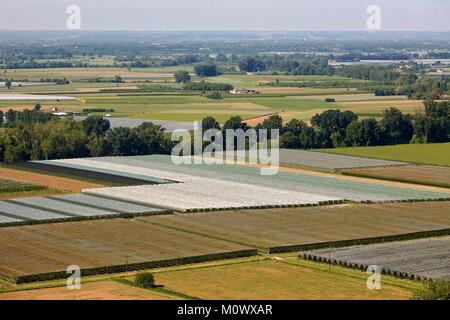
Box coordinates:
[0,167,104,192]
[146,202,450,250]
[0,218,254,281]
[0,281,177,300]
[343,165,450,189]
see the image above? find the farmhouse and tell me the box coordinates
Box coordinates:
[229,88,258,95]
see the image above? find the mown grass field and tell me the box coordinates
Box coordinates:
[322,143,450,167]
[154,258,419,300]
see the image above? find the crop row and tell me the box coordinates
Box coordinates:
[0,195,168,227]
[301,236,450,280]
[69,155,450,202]
[86,179,342,212]
[0,218,256,283]
[146,201,450,251]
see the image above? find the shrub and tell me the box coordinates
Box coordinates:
[412,280,450,300]
[206,91,222,99]
[135,272,155,289]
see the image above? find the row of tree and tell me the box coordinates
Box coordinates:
[0,115,171,163]
[0,102,448,163]
[200,100,449,150]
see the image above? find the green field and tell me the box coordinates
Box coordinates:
[153,258,419,300]
[0,254,422,300]
[0,67,426,123]
[321,143,450,167]
[0,178,47,194]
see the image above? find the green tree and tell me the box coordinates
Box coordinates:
[311,110,358,137]
[412,280,450,300]
[174,70,191,83]
[283,119,308,136]
[135,273,155,289]
[344,118,381,146]
[215,53,228,62]
[222,116,247,131]
[280,131,299,149]
[239,57,265,72]
[202,116,221,133]
[113,75,123,83]
[194,63,220,77]
[82,115,111,136]
[135,122,169,155]
[380,107,413,144]
[105,127,140,156]
[5,80,12,90]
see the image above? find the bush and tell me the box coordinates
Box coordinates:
[206,91,222,99]
[412,280,450,300]
[135,273,155,289]
[183,81,233,92]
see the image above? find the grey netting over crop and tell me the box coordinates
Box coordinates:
[0,201,69,220]
[74,155,449,202]
[11,197,117,217]
[302,237,450,280]
[52,194,165,214]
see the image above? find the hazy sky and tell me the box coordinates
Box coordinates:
[0,0,449,31]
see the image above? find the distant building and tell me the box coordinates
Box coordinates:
[52,112,68,117]
[229,88,258,95]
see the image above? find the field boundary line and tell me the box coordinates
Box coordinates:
[114,278,200,300]
[0,209,172,229]
[12,249,258,284]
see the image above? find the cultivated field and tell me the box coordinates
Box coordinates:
[0,68,425,124]
[278,149,407,170]
[154,259,417,300]
[144,202,450,252]
[0,281,178,300]
[0,218,256,283]
[0,178,46,194]
[343,165,450,188]
[302,237,450,280]
[321,143,450,167]
[0,194,167,227]
[44,156,450,204]
[0,166,104,192]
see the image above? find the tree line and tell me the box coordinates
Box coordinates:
[0,101,448,163]
[0,113,171,163]
[200,100,449,150]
